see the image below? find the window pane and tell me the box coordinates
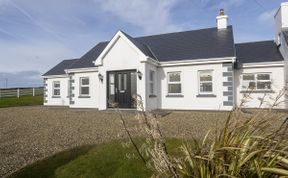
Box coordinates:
[248,82,256,89]
[81,78,89,85]
[257,81,271,90]
[200,83,212,92]
[109,74,114,84]
[81,87,89,95]
[118,74,122,90]
[169,73,180,82]
[200,71,212,81]
[243,74,255,80]
[168,84,181,93]
[123,74,127,90]
[150,83,154,94]
[54,82,60,88]
[53,89,60,96]
[150,71,154,82]
[257,74,270,80]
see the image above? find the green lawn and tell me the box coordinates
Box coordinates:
[0,95,43,108]
[9,139,182,178]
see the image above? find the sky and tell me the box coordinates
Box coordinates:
[0,0,286,88]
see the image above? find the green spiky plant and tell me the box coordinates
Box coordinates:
[119,88,288,178]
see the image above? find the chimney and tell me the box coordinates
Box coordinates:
[274,2,288,45]
[216,9,228,29]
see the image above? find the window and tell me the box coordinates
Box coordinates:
[53,81,60,96]
[80,77,90,96]
[168,72,181,94]
[149,70,155,94]
[242,73,271,90]
[199,70,213,94]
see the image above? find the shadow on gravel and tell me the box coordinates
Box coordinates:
[8,145,94,178]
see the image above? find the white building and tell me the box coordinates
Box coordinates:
[42,3,288,111]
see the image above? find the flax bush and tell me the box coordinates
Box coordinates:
[119,89,288,178]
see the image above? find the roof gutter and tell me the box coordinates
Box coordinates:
[41,74,68,79]
[158,56,236,67]
[65,67,98,74]
[241,61,284,68]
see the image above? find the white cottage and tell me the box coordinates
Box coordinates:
[42,3,288,111]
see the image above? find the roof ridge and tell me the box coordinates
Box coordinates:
[135,25,233,39]
[236,40,274,45]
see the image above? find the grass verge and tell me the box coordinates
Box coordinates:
[9,138,182,178]
[0,95,43,108]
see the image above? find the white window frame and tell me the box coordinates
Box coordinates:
[149,70,155,95]
[241,73,272,91]
[167,72,182,95]
[52,81,60,97]
[80,77,90,96]
[198,70,214,94]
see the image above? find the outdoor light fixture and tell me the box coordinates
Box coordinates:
[137,70,143,80]
[98,73,104,82]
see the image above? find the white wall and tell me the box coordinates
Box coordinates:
[70,72,99,108]
[235,65,286,109]
[97,36,146,110]
[45,77,69,106]
[145,62,158,110]
[158,63,232,110]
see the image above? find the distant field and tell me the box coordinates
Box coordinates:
[0,95,43,108]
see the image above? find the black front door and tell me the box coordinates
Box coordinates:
[107,70,137,108]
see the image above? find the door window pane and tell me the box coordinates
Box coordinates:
[109,74,115,95]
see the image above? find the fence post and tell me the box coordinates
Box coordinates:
[33,88,35,96]
[0,89,1,99]
[17,88,20,98]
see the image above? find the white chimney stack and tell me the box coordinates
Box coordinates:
[216,9,228,29]
[274,2,288,46]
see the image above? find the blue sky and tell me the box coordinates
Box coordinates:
[0,0,286,88]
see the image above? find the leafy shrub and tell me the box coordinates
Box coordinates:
[118,90,288,178]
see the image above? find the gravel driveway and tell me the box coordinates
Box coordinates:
[0,106,230,177]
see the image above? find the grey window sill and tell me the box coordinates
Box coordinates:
[196,94,217,97]
[240,90,275,94]
[52,96,61,98]
[149,94,157,98]
[78,95,91,98]
[166,94,184,97]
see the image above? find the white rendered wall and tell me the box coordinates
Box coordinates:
[70,72,99,108]
[145,62,158,110]
[234,66,286,109]
[158,63,232,110]
[45,77,69,106]
[97,36,146,110]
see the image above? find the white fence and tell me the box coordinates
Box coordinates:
[0,87,43,98]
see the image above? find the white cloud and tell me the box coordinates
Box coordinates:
[94,0,182,34]
[258,9,276,23]
[0,40,77,73]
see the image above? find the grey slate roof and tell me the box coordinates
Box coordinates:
[44,26,285,76]
[67,42,108,69]
[68,26,235,69]
[235,40,284,64]
[135,26,235,61]
[121,31,156,59]
[43,59,78,76]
